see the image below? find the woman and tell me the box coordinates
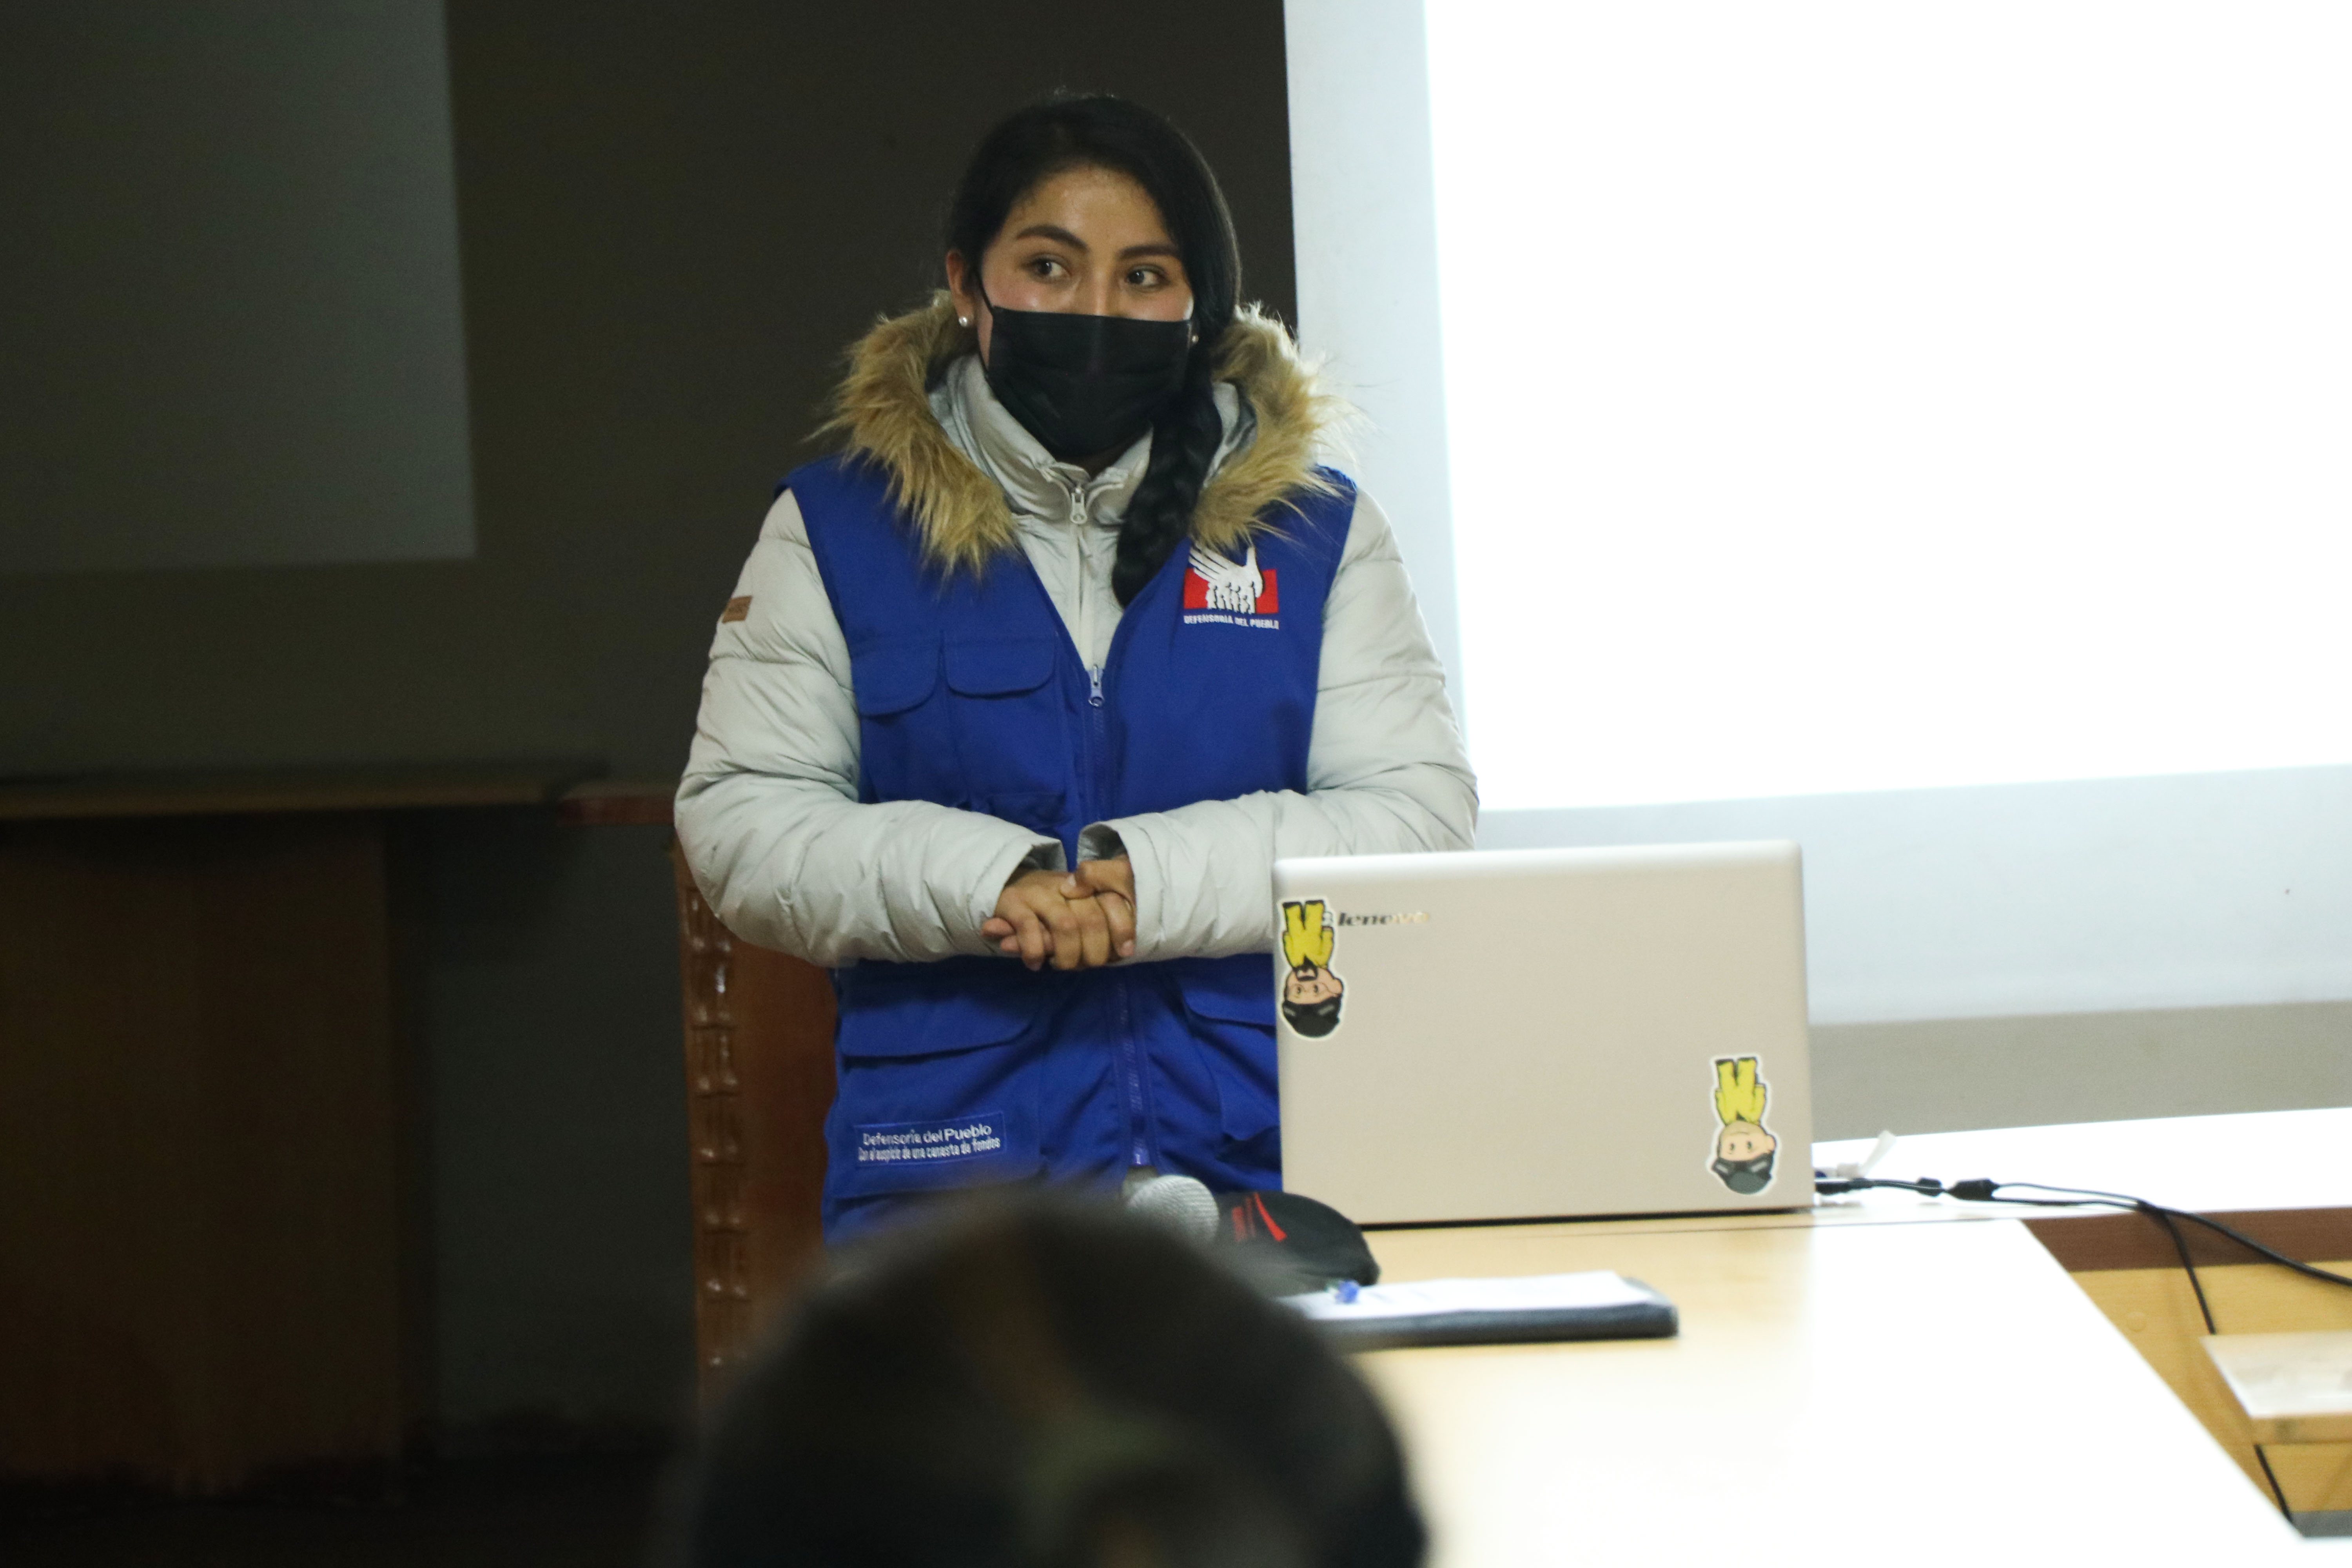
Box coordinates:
[677,96,1474,1241]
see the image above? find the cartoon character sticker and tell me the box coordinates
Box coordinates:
[1279,899,1345,1038]
[1708,1056,1778,1194]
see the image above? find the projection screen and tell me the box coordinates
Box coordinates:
[1286,0,2352,1029]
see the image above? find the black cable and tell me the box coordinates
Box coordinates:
[2147,1206,2216,1333]
[1973,1184,2337,1521]
[2135,1206,2292,1515]
[2253,1445,2292,1521]
[1984,1183,2352,1291]
[1813,1170,2325,1519]
[1817,1173,2352,1291]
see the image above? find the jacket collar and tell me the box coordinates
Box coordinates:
[822,292,1342,577]
[929,354,1153,527]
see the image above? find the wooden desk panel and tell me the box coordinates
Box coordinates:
[2056,1257,2352,1512]
[670,846,834,1396]
[0,767,625,1492]
[0,764,596,823]
[0,815,414,1491]
[1361,1218,2315,1565]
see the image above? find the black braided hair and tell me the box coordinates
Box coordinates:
[944,96,1243,605]
[1115,344,1227,604]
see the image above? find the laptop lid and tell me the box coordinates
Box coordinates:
[1272,841,1812,1225]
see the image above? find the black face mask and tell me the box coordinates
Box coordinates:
[979,290,1192,463]
[1711,1154,1777,1195]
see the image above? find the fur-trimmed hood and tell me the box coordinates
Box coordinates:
[822,292,1344,577]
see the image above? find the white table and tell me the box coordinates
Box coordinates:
[1358,1109,2352,1565]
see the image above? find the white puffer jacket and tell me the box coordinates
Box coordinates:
[675,297,1476,967]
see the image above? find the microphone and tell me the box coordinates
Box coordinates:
[1125,1173,1219,1243]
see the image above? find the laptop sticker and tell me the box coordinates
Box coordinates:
[1708,1056,1778,1193]
[1279,898,1346,1038]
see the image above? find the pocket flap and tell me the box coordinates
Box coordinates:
[943,637,1057,697]
[1173,954,1278,1029]
[848,639,940,717]
[836,958,1039,1058]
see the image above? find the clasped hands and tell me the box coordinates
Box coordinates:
[982,855,1135,971]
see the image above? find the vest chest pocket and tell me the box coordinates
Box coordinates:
[847,636,958,808]
[942,637,1067,833]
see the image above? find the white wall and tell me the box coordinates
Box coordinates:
[1283,0,1462,712]
[1484,765,2352,1026]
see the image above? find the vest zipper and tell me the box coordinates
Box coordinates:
[1088,658,1149,1172]
[1069,473,1148,1172]
[1116,978,1147,1170]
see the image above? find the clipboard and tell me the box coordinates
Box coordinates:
[1283,1269,1678,1350]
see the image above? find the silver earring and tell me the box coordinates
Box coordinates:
[958,316,971,328]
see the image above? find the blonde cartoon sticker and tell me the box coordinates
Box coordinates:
[1709,1056,1778,1194]
[1279,899,1345,1037]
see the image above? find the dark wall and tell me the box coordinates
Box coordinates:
[3,2,1294,1432]
[0,2,1295,783]
[0,4,473,576]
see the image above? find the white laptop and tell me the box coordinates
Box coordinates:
[1272,842,1812,1225]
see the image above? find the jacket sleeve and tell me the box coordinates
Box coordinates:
[1082,490,1479,960]
[673,491,1061,966]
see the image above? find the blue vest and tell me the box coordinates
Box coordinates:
[791,451,1355,1241]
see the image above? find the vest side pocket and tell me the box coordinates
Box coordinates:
[1171,959,1282,1151]
[942,638,1069,831]
[826,960,1045,1198]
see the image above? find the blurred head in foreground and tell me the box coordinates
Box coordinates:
[672,1196,1426,1568]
